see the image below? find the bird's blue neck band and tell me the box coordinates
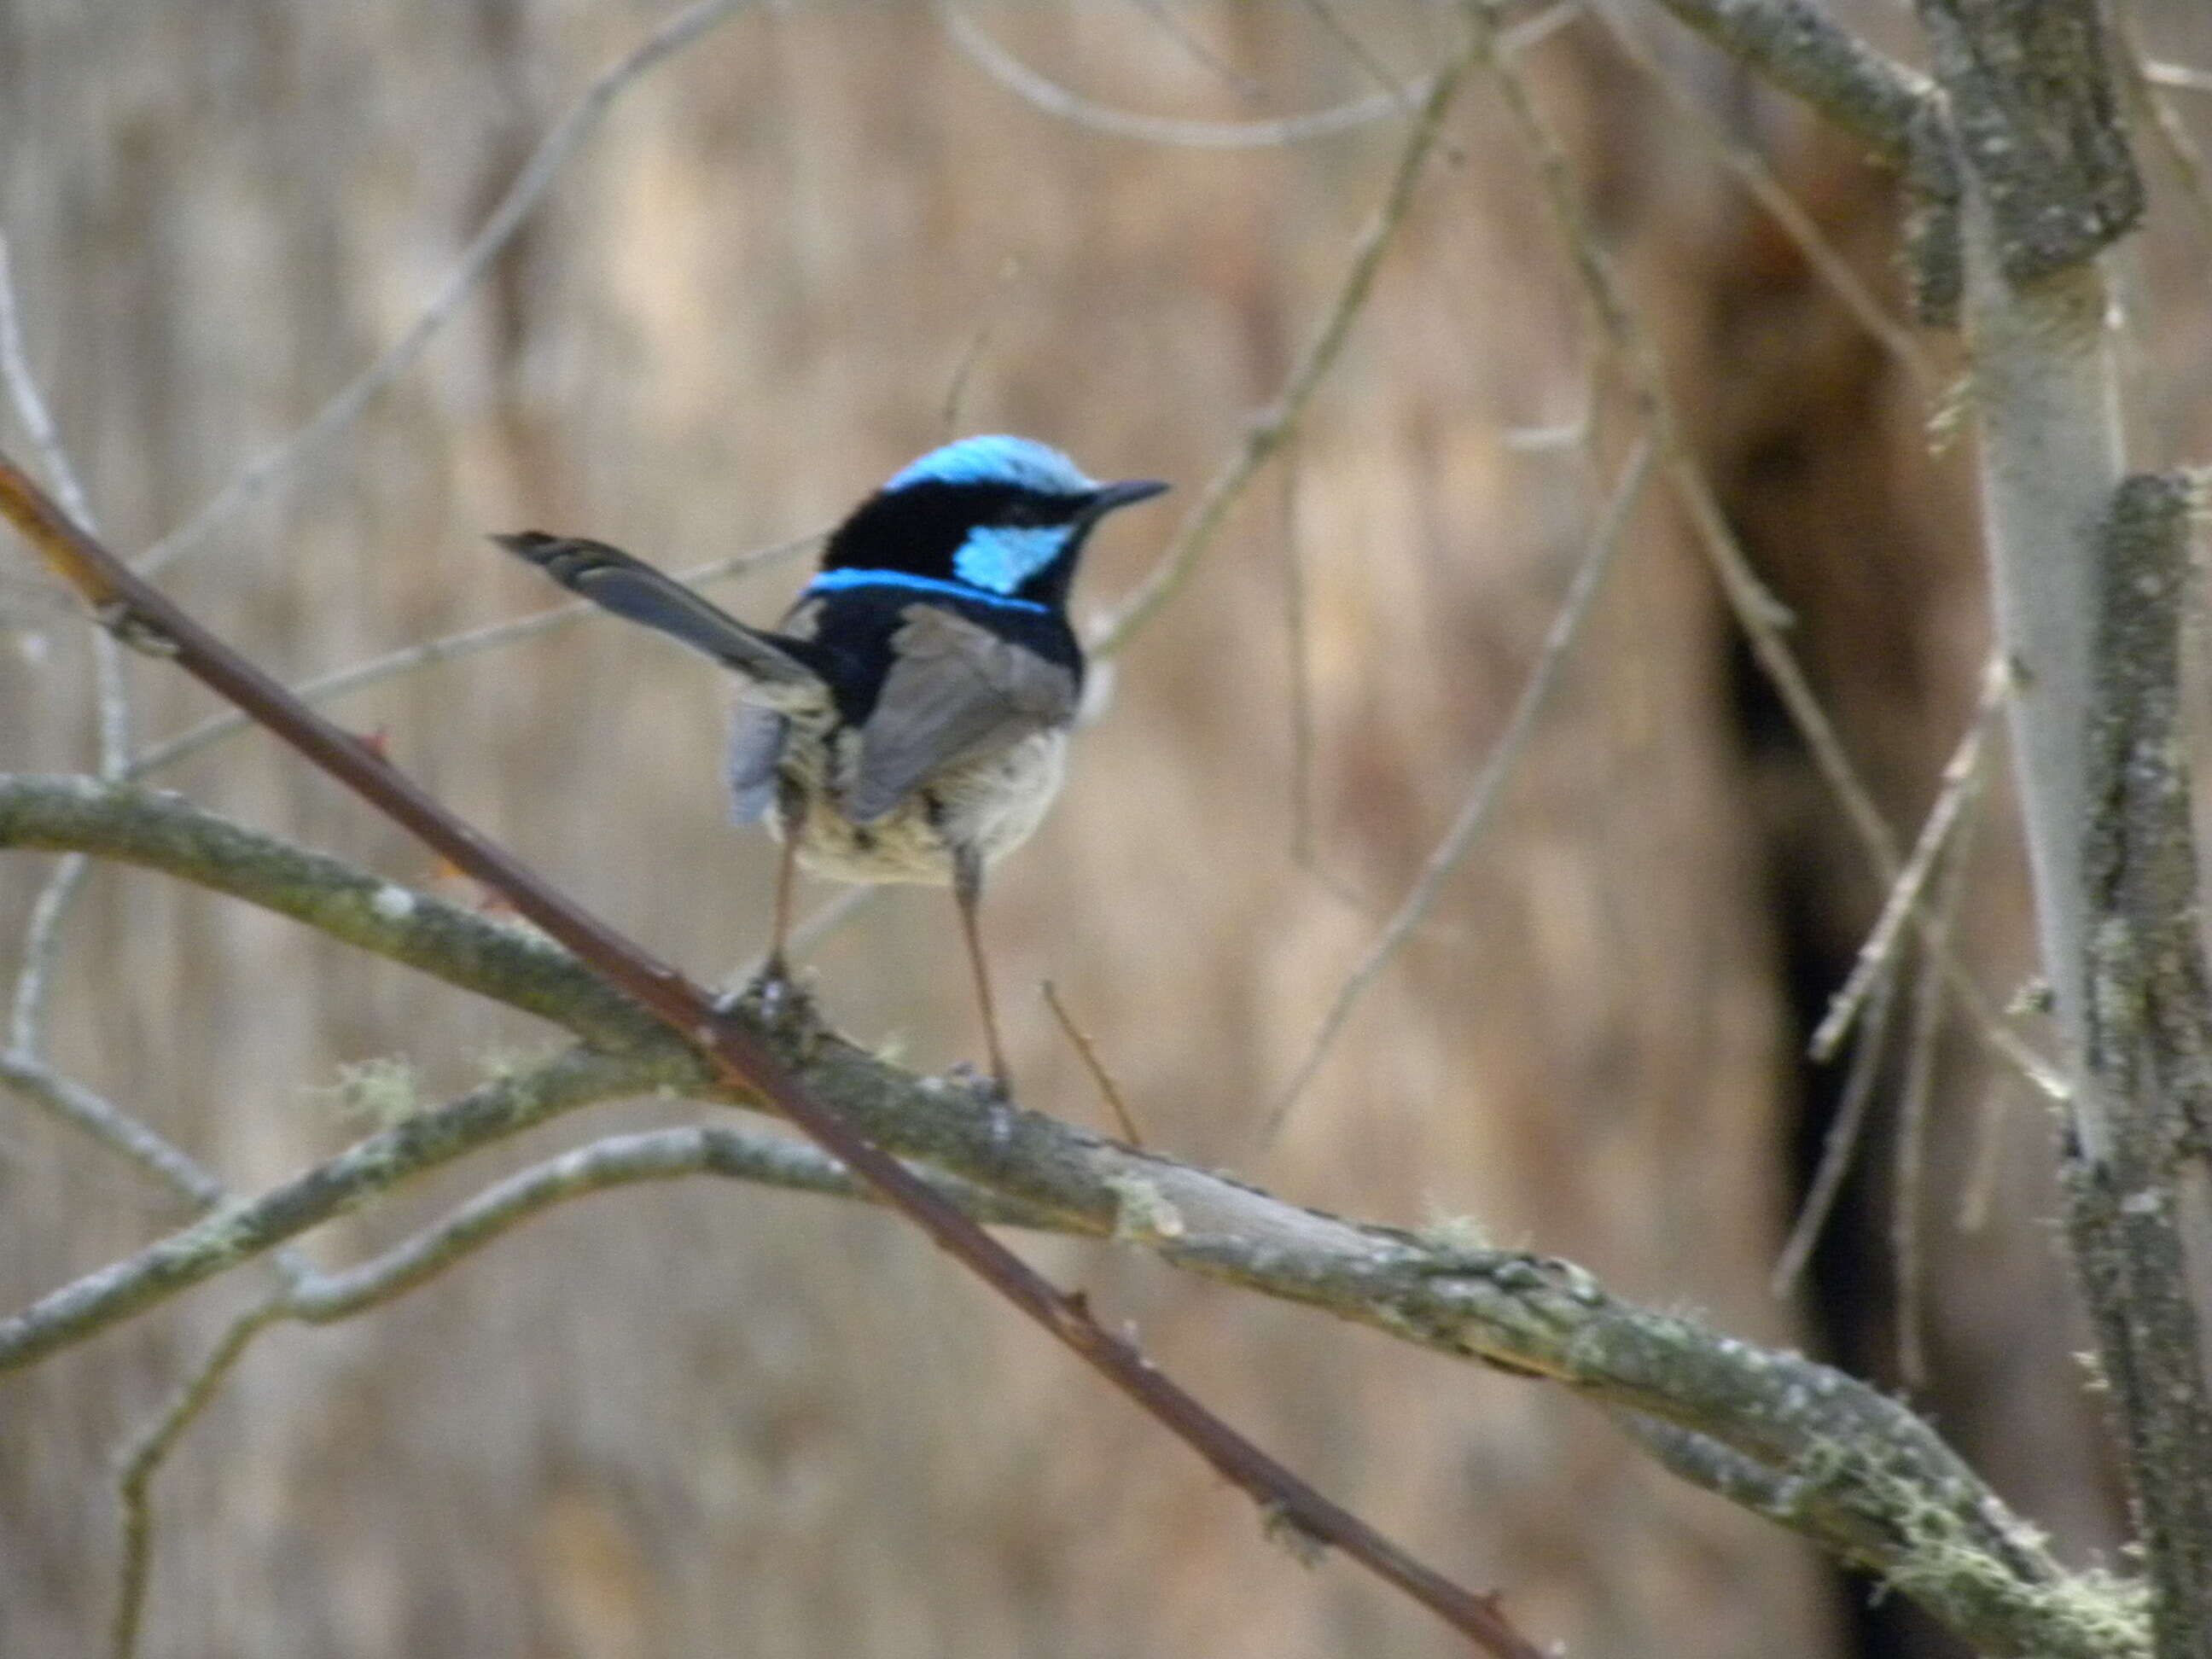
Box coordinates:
[804,568,1051,614]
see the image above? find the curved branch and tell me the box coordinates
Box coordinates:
[1639,0,1930,166]
[939,3,1423,149]
[0,772,2142,1656]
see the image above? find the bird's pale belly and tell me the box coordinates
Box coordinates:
[771,727,1069,887]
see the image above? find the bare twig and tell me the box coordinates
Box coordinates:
[1476,2,2063,1103]
[1266,435,1653,1141]
[2145,61,2212,96]
[1118,0,1266,101]
[0,236,100,551]
[2117,27,2212,252]
[0,1052,227,1211]
[129,529,821,779]
[7,849,86,1054]
[1771,958,1898,1298]
[1093,26,1483,657]
[1295,0,1411,98]
[137,0,755,577]
[0,228,143,1198]
[1,458,1546,1657]
[0,771,2142,1655]
[1278,442,1322,873]
[110,1298,285,1659]
[1637,0,1930,166]
[291,1125,1066,1321]
[1892,776,1982,1390]
[1958,1079,2016,1234]
[1589,9,1939,391]
[1812,655,2005,1062]
[940,258,1027,438]
[1040,981,1147,1147]
[939,3,1424,149]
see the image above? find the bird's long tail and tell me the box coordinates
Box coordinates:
[492,532,819,688]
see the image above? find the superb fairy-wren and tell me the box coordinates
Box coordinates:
[495,435,1168,1091]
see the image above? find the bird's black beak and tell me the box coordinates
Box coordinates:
[1083,478,1172,521]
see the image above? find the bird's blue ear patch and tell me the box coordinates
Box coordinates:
[887,435,1095,497]
[953,525,1074,595]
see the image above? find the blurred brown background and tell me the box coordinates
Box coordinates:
[4,2,2211,1654]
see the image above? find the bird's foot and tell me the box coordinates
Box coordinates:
[713,958,820,1046]
[944,1059,1013,1105]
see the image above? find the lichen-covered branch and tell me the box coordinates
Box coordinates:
[2071,474,2212,1659]
[1639,0,1929,166]
[1916,0,2143,282]
[0,773,2145,1656]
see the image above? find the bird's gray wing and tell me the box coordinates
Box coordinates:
[726,703,789,824]
[848,605,1078,823]
[492,532,817,689]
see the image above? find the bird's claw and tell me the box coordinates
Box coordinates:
[714,961,818,1039]
[944,1059,1012,1103]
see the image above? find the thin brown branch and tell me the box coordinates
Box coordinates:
[0,772,2139,1656]
[1812,655,2005,1062]
[128,528,821,779]
[136,0,756,577]
[1266,434,1653,1141]
[0,459,1545,1658]
[1091,21,1486,656]
[1771,958,1898,1298]
[1476,0,2062,1103]
[1589,9,1939,390]
[939,257,1027,438]
[939,3,1423,149]
[1040,981,1147,1148]
[1892,776,1982,1390]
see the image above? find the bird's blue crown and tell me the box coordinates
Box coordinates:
[883,435,1096,498]
[813,435,1149,611]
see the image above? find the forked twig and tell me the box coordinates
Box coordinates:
[1811,655,2006,1062]
[1042,981,1148,1147]
[110,1298,285,1659]
[0,451,1545,1659]
[1473,1,2061,1102]
[1266,436,1655,1142]
[1589,7,1939,390]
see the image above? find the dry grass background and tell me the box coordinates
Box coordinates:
[4,2,2211,1654]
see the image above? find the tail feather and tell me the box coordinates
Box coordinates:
[492,532,818,688]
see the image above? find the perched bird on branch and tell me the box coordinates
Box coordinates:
[495,435,1167,1091]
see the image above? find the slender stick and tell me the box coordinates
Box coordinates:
[137,0,757,576]
[1041,981,1147,1148]
[0,453,1545,1658]
[1266,436,1653,1141]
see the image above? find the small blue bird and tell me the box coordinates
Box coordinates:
[495,435,1168,1090]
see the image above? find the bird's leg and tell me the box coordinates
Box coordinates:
[765,808,801,986]
[952,845,1012,1095]
[723,777,806,1022]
